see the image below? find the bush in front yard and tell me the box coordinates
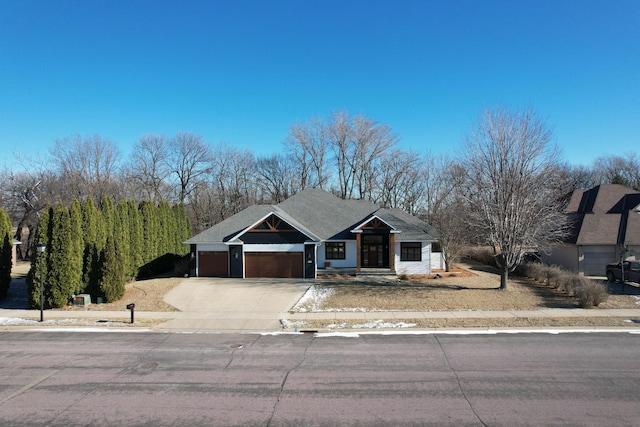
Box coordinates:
[576,279,609,308]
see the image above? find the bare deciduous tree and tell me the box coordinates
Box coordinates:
[592,153,640,190]
[417,155,470,272]
[125,135,171,202]
[50,134,122,202]
[460,107,569,290]
[377,149,426,214]
[285,118,328,189]
[255,153,300,203]
[166,132,211,203]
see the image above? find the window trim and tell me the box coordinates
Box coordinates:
[325,242,346,260]
[400,242,422,262]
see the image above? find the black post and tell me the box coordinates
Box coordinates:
[126,303,135,324]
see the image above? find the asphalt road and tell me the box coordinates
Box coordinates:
[0,331,638,426]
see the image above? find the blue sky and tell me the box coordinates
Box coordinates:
[1,0,638,168]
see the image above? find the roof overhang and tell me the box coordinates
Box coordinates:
[350,215,400,234]
[229,211,320,243]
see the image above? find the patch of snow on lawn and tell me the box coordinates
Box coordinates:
[281,319,307,329]
[328,320,417,329]
[292,285,335,312]
[0,318,81,326]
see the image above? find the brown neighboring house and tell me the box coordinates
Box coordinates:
[542,184,640,276]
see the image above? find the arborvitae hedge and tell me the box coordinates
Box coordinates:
[0,208,13,299]
[30,198,192,306]
[28,205,51,308]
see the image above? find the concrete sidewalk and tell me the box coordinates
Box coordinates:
[2,307,640,333]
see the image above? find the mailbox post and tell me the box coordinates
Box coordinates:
[126,303,135,324]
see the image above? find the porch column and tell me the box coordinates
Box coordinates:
[389,234,395,271]
[356,233,361,271]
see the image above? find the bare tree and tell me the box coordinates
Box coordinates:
[285,118,329,189]
[50,134,122,202]
[166,132,211,203]
[376,149,426,214]
[325,111,397,200]
[125,135,171,202]
[460,107,569,290]
[255,153,300,203]
[592,153,640,190]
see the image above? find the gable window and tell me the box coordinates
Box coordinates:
[400,242,422,261]
[325,242,346,260]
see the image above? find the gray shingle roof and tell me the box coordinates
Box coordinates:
[185,188,436,244]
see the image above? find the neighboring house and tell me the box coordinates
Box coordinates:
[184,188,437,278]
[541,184,640,276]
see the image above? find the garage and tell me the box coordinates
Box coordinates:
[245,252,303,278]
[581,246,616,276]
[198,251,229,277]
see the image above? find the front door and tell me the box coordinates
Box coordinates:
[361,234,389,268]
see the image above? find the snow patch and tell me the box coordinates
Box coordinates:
[327,320,417,329]
[292,285,335,312]
[281,319,306,329]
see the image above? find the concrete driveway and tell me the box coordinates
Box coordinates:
[156,278,310,333]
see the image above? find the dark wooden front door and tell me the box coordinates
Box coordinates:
[361,234,389,268]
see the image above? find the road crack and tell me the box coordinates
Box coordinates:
[435,336,487,427]
[266,335,313,427]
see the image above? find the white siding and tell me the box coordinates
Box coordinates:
[243,243,305,253]
[318,241,357,268]
[394,242,432,276]
[430,252,444,270]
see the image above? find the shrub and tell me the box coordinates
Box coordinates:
[465,247,496,267]
[543,265,564,288]
[523,262,546,282]
[557,273,581,296]
[576,279,609,308]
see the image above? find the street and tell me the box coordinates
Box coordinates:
[0,331,639,426]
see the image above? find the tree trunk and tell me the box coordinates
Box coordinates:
[500,267,509,290]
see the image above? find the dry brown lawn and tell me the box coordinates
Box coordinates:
[306,264,639,312]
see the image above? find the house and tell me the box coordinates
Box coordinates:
[541,184,640,276]
[184,188,438,278]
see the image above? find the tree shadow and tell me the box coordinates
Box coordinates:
[0,276,30,309]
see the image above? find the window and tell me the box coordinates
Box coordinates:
[400,242,422,261]
[325,242,346,260]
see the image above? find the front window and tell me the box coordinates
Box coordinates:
[325,242,346,260]
[400,242,422,261]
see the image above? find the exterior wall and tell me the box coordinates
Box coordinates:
[394,242,432,276]
[243,243,305,253]
[430,251,444,270]
[541,245,579,272]
[317,241,358,268]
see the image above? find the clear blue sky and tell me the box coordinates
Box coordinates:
[1,0,638,168]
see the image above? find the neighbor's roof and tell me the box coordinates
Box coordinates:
[565,184,640,245]
[185,188,436,244]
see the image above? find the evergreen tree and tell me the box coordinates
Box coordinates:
[0,208,13,299]
[128,200,144,275]
[48,203,75,307]
[68,200,84,294]
[27,205,52,308]
[140,201,158,264]
[99,236,125,302]
[101,196,116,240]
[81,197,104,298]
[116,201,132,279]
[173,203,191,256]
